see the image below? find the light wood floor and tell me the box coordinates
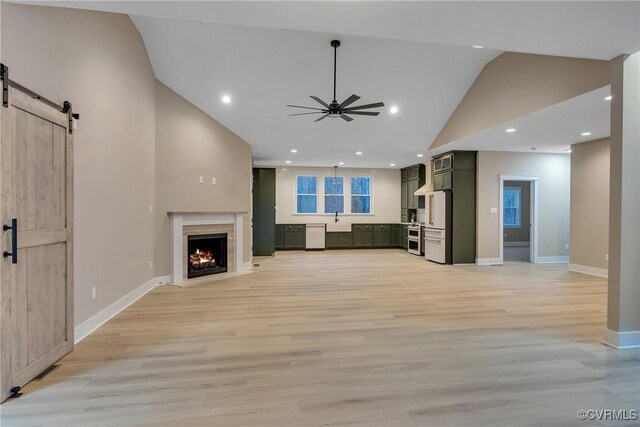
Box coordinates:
[2,250,639,426]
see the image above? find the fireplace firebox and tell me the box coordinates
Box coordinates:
[187,233,228,279]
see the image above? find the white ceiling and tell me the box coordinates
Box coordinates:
[131,16,500,168]
[13,1,638,167]
[429,86,612,157]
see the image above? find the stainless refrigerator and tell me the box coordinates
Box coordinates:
[424,191,452,264]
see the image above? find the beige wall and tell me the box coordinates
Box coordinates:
[275,167,400,224]
[607,52,640,337]
[503,181,531,243]
[431,52,610,150]
[154,82,252,275]
[1,4,157,325]
[477,152,571,262]
[570,138,610,270]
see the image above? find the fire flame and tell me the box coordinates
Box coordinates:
[189,248,215,268]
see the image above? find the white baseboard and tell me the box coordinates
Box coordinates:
[568,263,608,278]
[504,241,530,247]
[537,256,569,264]
[603,328,640,349]
[243,261,253,270]
[476,257,502,266]
[74,275,171,344]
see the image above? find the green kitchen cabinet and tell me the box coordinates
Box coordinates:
[252,168,276,256]
[283,224,306,249]
[401,164,426,212]
[373,224,391,247]
[401,181,408,210]
[353,224,374,248]
[275,224,285,250]
[390,224,400,247]
[430,150,477,264]
[326,232,353,249]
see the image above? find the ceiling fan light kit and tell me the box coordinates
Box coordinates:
[287,40,385,122]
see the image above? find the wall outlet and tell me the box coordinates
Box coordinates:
[91,287,96,300]
[149,260,153,270]
[490,207,498,214]
[198,176,204,184]
[211,177,217,185]
[605,254,609,262]
[565,243,569,250]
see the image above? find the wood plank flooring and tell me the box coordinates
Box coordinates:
[1,249,638,426]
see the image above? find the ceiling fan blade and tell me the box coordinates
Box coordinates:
[309,96,330,109]
[289,111,325,116]
[337,94,361,109]
[286,104,325,111]
[314,113,330,122]
[340,114,354,122]
[343,102,385,111]
[345,111,380,116]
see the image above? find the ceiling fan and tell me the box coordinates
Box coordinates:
[287,40,385,122]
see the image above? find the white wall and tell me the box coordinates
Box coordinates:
[275,167,400,224]
[477,151,571,262]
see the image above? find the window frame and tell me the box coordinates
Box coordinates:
[295,175,318,214]
[323,176,345,214]
[503,186,521,228]
[350,176,372,214]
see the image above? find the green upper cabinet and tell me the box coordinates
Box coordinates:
[430,151,477,264]
[401,164,426,211]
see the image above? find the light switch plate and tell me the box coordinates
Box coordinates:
[212,177,217,185]
[199,176,204,184]
[490,207,498,214]
[91,287,96,300]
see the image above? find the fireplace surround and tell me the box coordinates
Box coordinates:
[169,212,245,284]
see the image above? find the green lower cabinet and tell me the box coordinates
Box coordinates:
[352,224,374,248]
[326,232,353,249]
[373,224,391,247]
[283,224,306,249]
[275,224,285,250]
[390,224,400,247]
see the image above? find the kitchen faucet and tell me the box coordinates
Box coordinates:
[335,211,339,222]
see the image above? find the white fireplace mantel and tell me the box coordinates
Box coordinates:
[168,211,245,284]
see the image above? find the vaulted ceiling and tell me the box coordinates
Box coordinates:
[14,1,640,167]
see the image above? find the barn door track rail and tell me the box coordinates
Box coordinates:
[0,63,79,134]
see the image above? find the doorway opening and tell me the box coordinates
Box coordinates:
[499,175,539,264]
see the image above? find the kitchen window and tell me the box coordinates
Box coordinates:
[503,186,521,228]
[324,176,344,214]
[351,177,371,214]
[296,176,317,214]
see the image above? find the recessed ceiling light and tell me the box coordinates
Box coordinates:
[605,96,612,101]
[566,148,572,153]
[581,132,592,136]
[285,160,291,164]
[390,163,396,167]
[417,154,424,158]
[472,45,484,49]
[339,162,344,165]
[506,128,516,133]
[290,149,298,153]
[356,151,363,155]
[390,105,399,114]
[221,95,231,104]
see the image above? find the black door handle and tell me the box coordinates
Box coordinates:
[3,218,17,264]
